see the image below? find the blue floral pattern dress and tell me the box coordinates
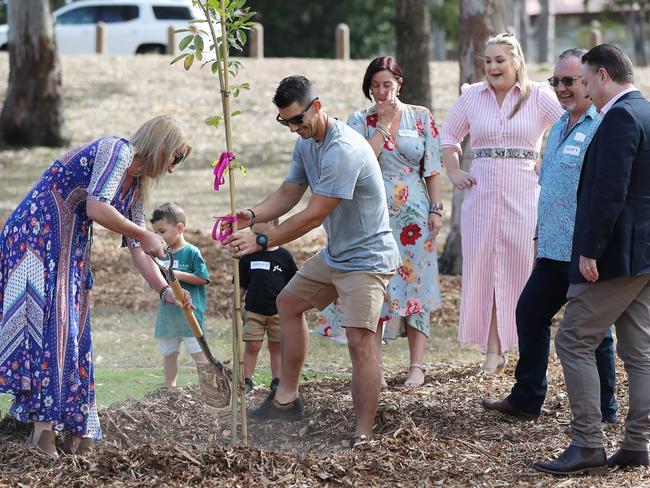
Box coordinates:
[0,136,143,439]
[316,104,443,339]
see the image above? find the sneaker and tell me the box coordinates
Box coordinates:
[248,389,304,421]
[245,377,254,393]
[270,377,280,391]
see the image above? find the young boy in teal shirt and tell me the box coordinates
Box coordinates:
[150,202,211,387]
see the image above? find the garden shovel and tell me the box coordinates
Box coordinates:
[153,250,231,408]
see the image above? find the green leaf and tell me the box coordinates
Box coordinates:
[211,61,220,74]
[179,34,194,51]
[239,82,249,90]
[205,115,222,127]
[194,34,204,52]
[231,111,241,117]
[236,29,246,46]
[233,87,240,97]
[184,53,195,70]
[174,28,192,34]
[170,53,189,65]
[196,50,203,61]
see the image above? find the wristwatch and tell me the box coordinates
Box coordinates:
[256,233,268,251]
[429,201,443,212]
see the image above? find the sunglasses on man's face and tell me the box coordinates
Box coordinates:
[548,75,582,88]
[276,97,319,126]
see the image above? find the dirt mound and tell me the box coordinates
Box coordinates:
[1,359,647,487]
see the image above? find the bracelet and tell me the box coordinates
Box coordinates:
[429,210,442,217]
[246,208,256,228]
[159,285,171,302]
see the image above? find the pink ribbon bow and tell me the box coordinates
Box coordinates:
[213,151,236,191]
[212,215,237,243]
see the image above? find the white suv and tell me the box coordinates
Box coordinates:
[0,0,207,55]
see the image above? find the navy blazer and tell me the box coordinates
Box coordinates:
[571,90,650,283]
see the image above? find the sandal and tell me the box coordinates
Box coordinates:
[480,353,507,374]
[348,435,368,448]
[403,363,426,388]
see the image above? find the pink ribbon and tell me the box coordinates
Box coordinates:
[213,151,235,191]
[212,215,237,243]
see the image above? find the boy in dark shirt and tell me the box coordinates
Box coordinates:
[239,219,298,392]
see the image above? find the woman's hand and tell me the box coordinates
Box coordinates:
[140,230,167,258]
[447,169,477,191]
[377,89,400,126]
[428,212,443,239]
[162,287,196,310]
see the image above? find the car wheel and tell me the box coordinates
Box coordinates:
[136,44,166,55]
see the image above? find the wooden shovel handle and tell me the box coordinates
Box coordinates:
[168,279,203,338]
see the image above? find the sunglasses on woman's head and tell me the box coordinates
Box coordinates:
[276,97,319,126]
[548,75,581,88]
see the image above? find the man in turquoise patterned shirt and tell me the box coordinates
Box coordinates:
[481,48,617,421]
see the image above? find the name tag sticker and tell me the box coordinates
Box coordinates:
[563,145,581,156]
[398,129,418,138]
[250,261,271,270]
[574,132,586,142]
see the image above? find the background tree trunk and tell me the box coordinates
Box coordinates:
[438,0,506,275]
[395,0,432,108]
[628,8,648,67]
[0,0,65,146]
[536,0,554,63]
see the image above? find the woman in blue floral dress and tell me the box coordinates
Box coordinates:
[0,115,193,457]
[317,57,443,387]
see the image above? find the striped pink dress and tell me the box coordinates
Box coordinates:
[440,81,563,352]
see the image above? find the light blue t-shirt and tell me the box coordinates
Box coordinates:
[285,120,399,272]
[538,104,601,261]
[155,243,210,338]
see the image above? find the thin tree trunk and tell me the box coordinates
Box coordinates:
[439,0,506,275]
[629,8,647,67]
[536,0,554,63]
[395,0,432,108]
[0,0,65,146]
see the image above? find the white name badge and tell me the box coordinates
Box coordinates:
[161,260,179,269]
[398,129,418,138]
[563,145,581,156]
[250,261,271,270]
[574,132,586,142]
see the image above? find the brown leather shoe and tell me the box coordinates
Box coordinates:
[35,430,58,459]
[481,398,538,419]
[533,445,608,475]
[607,448,649,468]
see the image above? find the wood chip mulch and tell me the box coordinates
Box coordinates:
[1,359,648,487]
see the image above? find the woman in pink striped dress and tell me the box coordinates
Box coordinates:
[440,33,563,372]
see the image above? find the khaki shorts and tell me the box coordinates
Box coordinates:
[284,253,393,333]
[243,310,281,342]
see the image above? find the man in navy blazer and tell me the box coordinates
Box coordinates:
[534,44,650,475]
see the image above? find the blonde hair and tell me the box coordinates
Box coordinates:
[129,114,189,203]
[485,33,531,119]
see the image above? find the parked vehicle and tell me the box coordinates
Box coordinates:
[0,0,212,55]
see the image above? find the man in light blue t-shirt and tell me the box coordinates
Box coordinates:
[225,75,399,446]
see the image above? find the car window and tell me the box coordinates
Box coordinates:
[98,6,140,23]
[152,6,193,20]
[56,6,99,25]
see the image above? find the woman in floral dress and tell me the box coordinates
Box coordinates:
[318,57,443,387]
[0,115,193,457]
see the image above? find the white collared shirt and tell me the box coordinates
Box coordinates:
[600,86,637,117]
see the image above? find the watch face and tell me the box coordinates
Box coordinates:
[256,233,268,248]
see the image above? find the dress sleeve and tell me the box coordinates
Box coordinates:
[537,83,564,128]
[121,188,146,249]
[440,84,471,152]
[347,110,368,138]
[87,137,133,202]
[422,110,442,176]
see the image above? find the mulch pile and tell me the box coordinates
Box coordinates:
[1,359,648,487]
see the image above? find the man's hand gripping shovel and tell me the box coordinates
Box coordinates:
[154,249,231,408]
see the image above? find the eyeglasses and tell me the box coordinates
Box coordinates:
[172,149,187,166]
[276,97,319,126]
[548,75,582,88]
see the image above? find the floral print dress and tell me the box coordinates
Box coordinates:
[0,136,144,439]
[316,104,443,339]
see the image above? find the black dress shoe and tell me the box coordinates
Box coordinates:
[533,445,608,475]
[248,389,304,421]
[481,398,539,419]
[607,448,649,468]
